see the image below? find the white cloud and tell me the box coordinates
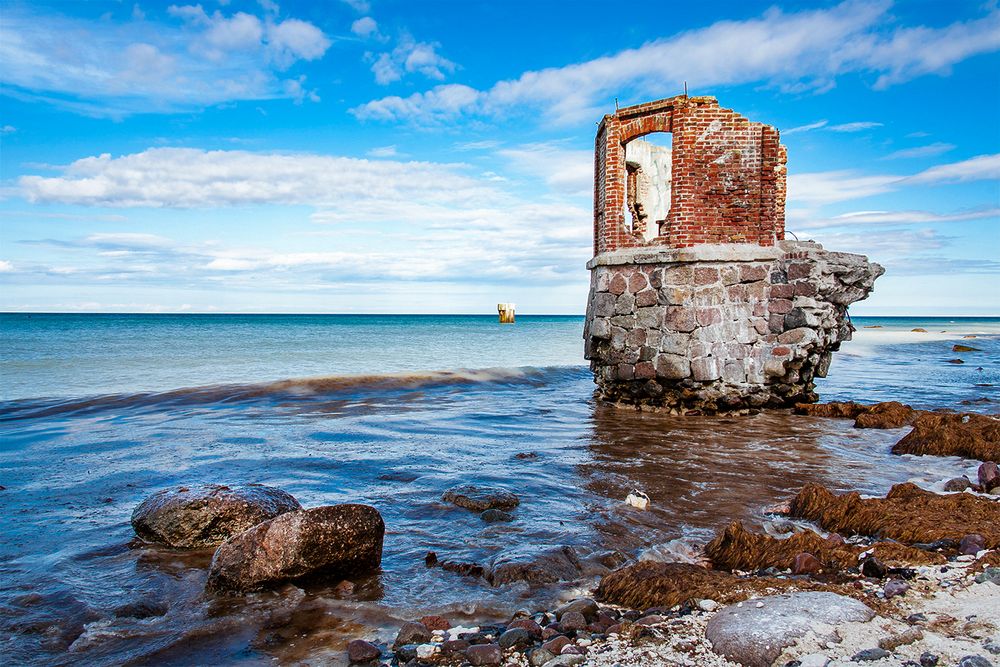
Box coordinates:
[367,145,399,158]
[789,171,899,206]
[18,147,502,210]
[351,17,379,39]
[784,120,828,135]
[340,0,370,12]
[369,37,455,85]
[1,125,16,134]
[0,260,13,272]
[353,2,1000,125]
[0,5,330,116]
[788,154,1000,207]
[791,207,1000,229]
[498,143,593,196]
[882,143,955,160]
[903,153,1000,185]
[827,121,883,133]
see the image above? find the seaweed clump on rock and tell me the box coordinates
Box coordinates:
[891,412,1000,462]
[794,401,916,429]
[596,561,801,609]
[789,482,1000,547]
[705,521,943,573]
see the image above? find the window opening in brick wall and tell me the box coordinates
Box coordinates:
[622,132,672,243]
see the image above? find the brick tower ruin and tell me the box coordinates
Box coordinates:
[583,95,884,413]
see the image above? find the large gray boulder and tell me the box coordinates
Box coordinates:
[705,591,875,667]
[131,483,301,548]
[207,504,384,592]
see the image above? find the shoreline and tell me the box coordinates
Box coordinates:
[364,400,999,667]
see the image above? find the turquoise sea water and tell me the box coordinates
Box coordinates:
[0,313,997,665]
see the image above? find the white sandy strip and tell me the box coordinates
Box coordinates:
[839,328,994,357]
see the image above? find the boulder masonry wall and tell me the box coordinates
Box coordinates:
[584,95,883,412]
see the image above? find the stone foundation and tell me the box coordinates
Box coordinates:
[583,241,884,413]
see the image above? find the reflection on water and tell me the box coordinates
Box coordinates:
[1,330,997,665]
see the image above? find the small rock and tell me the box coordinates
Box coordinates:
[960,534,987,555]
[884,579,911,599]
[480,509,514,523]
[416,643,438,659]
[498,627,534,650]
[333,579,355,596]
[797,655,830,667]
[419,615,450,631]
[553,598,599,622]
[944,477,976,492]
[976,568,1000,585]
[919,652,939,667]
[508,618,543,637]
[948,358,966,364]
[394,621,431,647]
[113,599,169,619]
[979,462,1000,492]
[561,644,586,655]
[879,627,923,650]
[792,552,823,575]
[346,639,380,663]
[861,556,888,579]
[908,613,928,624]
[559,611,587,632]
[441,639,470,654]
[528,647,556,666]
[954,344,982,352]
[852,647,891,661]
[699,599,720,612]
[635,614,666,626]
[442,484,519,512]
[465,643,503,666]
[958,657,995,667]
[541,656,585,667]
[393,644,418,662]
[543,636,571,654]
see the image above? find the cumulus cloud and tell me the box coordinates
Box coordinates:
[353,1,1000,124]
[351,17,380,39]
[369,37,456,85]
[0,5,330,116]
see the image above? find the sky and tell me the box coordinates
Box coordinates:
[0,0,998,315]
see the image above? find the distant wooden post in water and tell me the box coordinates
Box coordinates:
[498,303,515,324]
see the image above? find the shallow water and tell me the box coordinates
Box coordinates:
[0,314,997,665]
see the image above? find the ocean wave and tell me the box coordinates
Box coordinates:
[0,365,590,423]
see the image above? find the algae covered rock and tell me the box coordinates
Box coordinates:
[131,483,301,548]
[207,504,384,592]
[892,412,1000,462]
[486,545,581,587]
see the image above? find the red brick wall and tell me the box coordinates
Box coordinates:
[594,96,787,254]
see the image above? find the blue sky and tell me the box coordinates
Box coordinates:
[1,0,998,315]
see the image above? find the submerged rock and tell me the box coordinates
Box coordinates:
[486,545,581,587]
[207,504,384,592]
[705,591,874,667]
[131,483,301,548]
[442,484,519,512]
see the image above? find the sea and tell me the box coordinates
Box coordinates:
[1,313,997,665]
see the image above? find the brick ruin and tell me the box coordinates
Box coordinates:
[584,95,884,413]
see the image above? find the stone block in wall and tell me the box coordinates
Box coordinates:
[691,357,721,381]
[655,353,691,379]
